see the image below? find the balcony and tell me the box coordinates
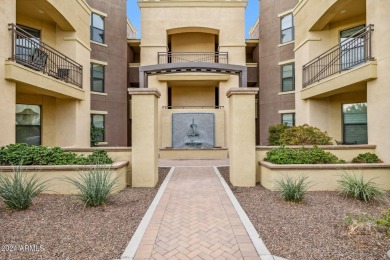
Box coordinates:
[8,24,83,88]
[301,25,377,99]
[158,52,228,64]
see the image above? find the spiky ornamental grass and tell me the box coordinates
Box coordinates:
[0,167,47,210]
[338,172,385,203]
[274,175,311,203]
[65,164,119,207]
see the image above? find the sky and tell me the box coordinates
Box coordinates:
[126,0,259,39]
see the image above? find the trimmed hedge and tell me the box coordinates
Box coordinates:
[352,153,383,163]
[268,124,333,146]
[264,146,344,164]
[0,144,113,166]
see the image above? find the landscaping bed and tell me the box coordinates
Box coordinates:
[219,167,390,260]
[0,167,170,260]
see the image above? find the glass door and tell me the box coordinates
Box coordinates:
[340,25,365,70]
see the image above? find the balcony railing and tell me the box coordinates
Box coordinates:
[8,24,83,88]
[303,24,374,88]
[158,52,228,64]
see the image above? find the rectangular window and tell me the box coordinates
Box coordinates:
[91,13,105,43]
[340,25,365,70]
[15,25,42,67]
[91,63,105,92]
[91,114,105,143]
[343,103,367,144]
[281,14,294,44]
[282,113,295,127]
[16,104,41,145]
[281,63,295,92]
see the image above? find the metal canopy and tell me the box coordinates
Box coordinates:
[139,62,247,88]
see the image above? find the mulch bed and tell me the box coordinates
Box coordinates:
[0,167,170,260]
[219,167,390,260]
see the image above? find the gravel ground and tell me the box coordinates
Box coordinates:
[219,167,390,260]
[0,167,170,260]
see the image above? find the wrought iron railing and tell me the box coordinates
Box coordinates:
[8,24,83,88]
[158,52,228,64]
[303,24,374,88]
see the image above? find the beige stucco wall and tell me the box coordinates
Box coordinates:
[255,145,377,183]
[0,0,91,147]
[260,162,390,191]
[0,162,128,195]
[171,85,215,107]
[161,108,225,148]
[139,0,246,148]
[171,32,215,52]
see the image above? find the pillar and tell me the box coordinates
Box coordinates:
[129,88,160,187]
[227,88,258,187]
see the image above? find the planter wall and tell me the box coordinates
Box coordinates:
[259,161,390,191]
[0,161,128,194]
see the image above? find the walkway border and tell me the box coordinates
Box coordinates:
[121,167,176,260]
[213,166,275,260]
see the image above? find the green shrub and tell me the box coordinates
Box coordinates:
[274,175,310,203]
[65,165,119,207]
[0,167,47,210]
[376,209,390,235]
[268,123,289,145]
[352,153,383,163]
[0,144,113,166]
[264,146,343,164]
[338,172,385,202]
[279,124,333,145]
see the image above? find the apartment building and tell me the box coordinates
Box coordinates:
[129,0,258,154]
[87,0,128,146]
[257,0,298,145]
[292,0,390,162]
[0,0,91,147]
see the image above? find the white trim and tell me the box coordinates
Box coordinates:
[246,63,258,68]
[129,63,140,68]
[91,91,108,96]
[278,90,295,96]
[279,110,296,114]
[91,8,107,18]
[278,41,295,48]
[213,167,273,259]
[278,59,295,66]
[90,110,108,115]
[91,59,108,66]
[121,167,175,259]
[91,41,108,48]
[96,142,108,146]
[278,9,295,18]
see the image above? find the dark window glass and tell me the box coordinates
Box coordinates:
[282,113,295,127]
[343,103,367,144]
[16,104,41,145]
[91,64,104,92]
[91,114,105,142]
[281,14,294,43]
[282,63,295,92]
[91,13,105,43]
[340,25,366,70]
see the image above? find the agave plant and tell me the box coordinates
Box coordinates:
[64,164,119,207]
[0,166,47,210]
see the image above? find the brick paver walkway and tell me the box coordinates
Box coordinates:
[134,167,259,259]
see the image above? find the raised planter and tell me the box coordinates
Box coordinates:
[259,160,390,191]
[0,161,129,194]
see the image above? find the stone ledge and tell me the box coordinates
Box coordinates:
[256,144,377,151]
[64,147,132,152]
[226,87,259,97]
[259,160,390,170]
[128,88,161,98]
[0,161,129,172]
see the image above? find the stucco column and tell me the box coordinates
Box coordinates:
[129,88,161,187]
[227,88,258,187]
